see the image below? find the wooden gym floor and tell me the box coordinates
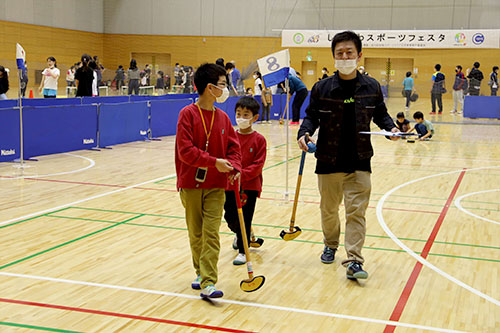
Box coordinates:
[1,97,499,332]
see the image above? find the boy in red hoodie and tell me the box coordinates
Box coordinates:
[224,97,267,265]
[175,63,241,299]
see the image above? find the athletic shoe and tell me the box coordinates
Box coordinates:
[232,234,238,250]
[438,112,442,114]
[233,253,246,265]
[346,262,368,280]
[191,275,201,290]
[200,285,223,298]
[267,120,272,124]
[289,121,300,125]
[429,111,436,115]
[320,246,336,264]
[458,110,463,114]
[450,110,457,113]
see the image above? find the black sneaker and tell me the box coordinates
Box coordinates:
[346,261,368,280]
[320,246,336,264]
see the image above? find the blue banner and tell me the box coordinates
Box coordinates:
[215,96,238,125]
[0,99,19,108]
[98,102,149,147]
[23,97,82,107]
[82,96,130,104]
[0,108,21,162]
[23,105,98,159]
[150,99,193,138]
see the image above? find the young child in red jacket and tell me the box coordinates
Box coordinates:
[224,96,267,265]
[175,63,241,299]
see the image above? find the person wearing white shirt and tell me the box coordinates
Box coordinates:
[39,57,60,98]
[253,71,263,96]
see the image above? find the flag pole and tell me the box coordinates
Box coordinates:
[17,68,25,167]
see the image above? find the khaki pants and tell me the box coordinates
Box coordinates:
[318,171,371,266]
[180,188,225,288]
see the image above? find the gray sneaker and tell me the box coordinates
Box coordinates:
[346,261,368,280]
[320,246,336,264]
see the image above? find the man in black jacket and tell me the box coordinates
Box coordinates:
[467,62,484,96]
[297,31,399,280]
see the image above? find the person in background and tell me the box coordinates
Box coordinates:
[451,65,466,114]
[430,64,445,114]
[402,71,414,111]
[66,66,75,87]
[253,71,263,96]
[174,63,182,87]
[145,64,152,86]
[156,70,165,94]
[288,73,308,125]
[321,67,329,80]
[114,65,125,92]
[93,56,105,88]
[396,112,411,133]
[245,87,254,96]
[39,56,60,98]
[489,66,498,96]
[20,61,29,97]
[128,59,140,95]
[0,66,9,100]
[88,60,98,97]
[409,111,434,140]
[225,62,239,96]
[467,62,483,96]
[261,85,273,123]
[75,54,93,97]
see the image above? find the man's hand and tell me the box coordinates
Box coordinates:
[390,127,401,141]
[215,158,234,173]
[297,135,316,152]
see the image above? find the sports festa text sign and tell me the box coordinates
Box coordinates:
[282,30,500,49]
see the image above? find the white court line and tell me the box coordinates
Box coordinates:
[0,153,95,180]
[454,189,500,226]
[0,271,466,333]
[376,165,500,307]
[0,172,177,227]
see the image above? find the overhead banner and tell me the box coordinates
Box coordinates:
[282,30,500,49]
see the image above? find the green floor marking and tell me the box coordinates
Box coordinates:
[0,321,83,333]
[0,207,72,230]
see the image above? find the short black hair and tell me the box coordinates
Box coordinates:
[194,63,226,95]
[456,65,462,70]
[235,96,260,116]
[435,64,441,71]
[216,58,225,67]
[413,111,424,120]
[225,62,234,70]
[474,62,480,68]
[331,31,362,55]
[493,66,499,72]
[47,56,57,67]
[396,112,405,118]
[130,59,137,70]
[406,71,411,77]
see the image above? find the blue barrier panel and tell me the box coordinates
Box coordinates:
[0,107,21,162]
[215,96,238,125]
[276,92,310,121]
[23,104,98,159]
[98,101,149,147]
[0,99,19,108]
[150,99,193,137]
[270,95,284,120]
[464,96,500,119]
[23,97,82,107]
[129,94,198,102]
[82,96,130,104]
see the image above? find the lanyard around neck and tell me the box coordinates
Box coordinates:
[196,103,215,151]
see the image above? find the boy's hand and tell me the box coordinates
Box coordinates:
[215,158,234,173]
[390,127,401,141]
[228,172,241,185]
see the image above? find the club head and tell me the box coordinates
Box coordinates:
[279,120,284,125]
[240,275,265,292]
[280,226,302,241]
[250,238,264,248]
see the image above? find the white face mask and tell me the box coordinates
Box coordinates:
[210,84,229,103]
[335,59,358,75]
[253,75,257,79]
[236,117,251,129]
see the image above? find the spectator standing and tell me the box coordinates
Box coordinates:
[114,65,125,91]
[452,65,466,114]
[430,64,445,114]
[402,71,414,111]
[75,54,93,97]
[321,67,329,80]
[66,66,75,87]
[489,66,498,96]
[88,60,98,97]
[225,63,239,96]
[39,56,60,98]
[93,56,104,87]
[467,62,484,96]
[0,66,9,100]
[253,71,263,96]
[128,59,140,95]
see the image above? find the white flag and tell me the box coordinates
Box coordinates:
[16,43,25,70]
[257,49,290,87]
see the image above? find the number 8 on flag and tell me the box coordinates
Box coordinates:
[257,49,290,88]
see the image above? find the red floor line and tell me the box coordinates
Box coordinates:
[383,169,466,333]
[0,298,254,333]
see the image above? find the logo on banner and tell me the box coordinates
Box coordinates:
[293,33,305,45]
[83,138,94,144]
[140,130,147,135]
[308,35,320,43]
[455,33,466,44]
[1,149,15,156]
[472,33,485,45]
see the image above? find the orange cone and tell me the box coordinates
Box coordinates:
[28,89,34,98]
